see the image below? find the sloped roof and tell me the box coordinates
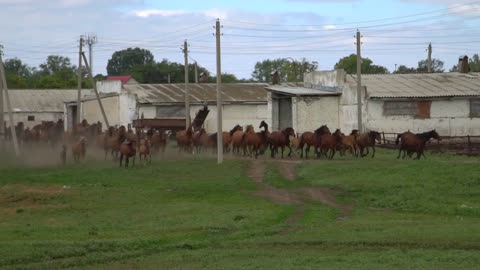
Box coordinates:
[123,83,268,104]
[3,90,79,113]
[265,82,342,96]
[106,76,133,84]
[347,73,480,99]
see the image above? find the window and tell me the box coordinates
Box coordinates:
[383,101,431,118]
[156,106,186,118]
[471,99,480,117]
[27,115,35,121]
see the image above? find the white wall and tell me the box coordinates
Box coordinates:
[294,96,340,133]
[366,99,480,136]
[119,94,137,126]
[81,96,120,128]
[97,81,122,94]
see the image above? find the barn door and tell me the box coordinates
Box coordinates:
[279,97,293,130]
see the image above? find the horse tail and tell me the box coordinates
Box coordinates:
[395,134,401,145]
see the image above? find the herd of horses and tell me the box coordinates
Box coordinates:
[4,119,441,167]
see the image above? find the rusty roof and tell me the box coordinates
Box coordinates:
[347,73,480,99]
[123,83,268,104]
[4,90,79,113]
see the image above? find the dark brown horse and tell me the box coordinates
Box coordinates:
[317,129,343,159]
[192,128,209,154]
[268,127,296,158]
[338,130,359,157]
[104,126,126,160]
[243,125,266,158]
[396,130,440,159]
[176,126,194,153]
[119,139,137,167]
[312,125,332,157]
[356,131,382,158]
[150,129,169,154]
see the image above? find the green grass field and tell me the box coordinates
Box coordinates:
[1,150,480,269]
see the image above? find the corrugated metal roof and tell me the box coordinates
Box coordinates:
[347,73,480,99]
[3,90,79,113]
[265,82,342,96]
[124,83,268,104]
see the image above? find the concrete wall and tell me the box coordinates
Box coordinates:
[294,96,340,133]
[366,99,480,136]
[3,112,63,129]
[82,96,120,128]
[97,81,122,94]
[119,94,138,126]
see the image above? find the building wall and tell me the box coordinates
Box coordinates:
[366,99,480,136]
[97,81,122,94]
[3,112,63,128]
[294,96,340,133]
[81,96,120,128]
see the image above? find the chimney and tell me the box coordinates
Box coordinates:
[271,70,280,85]
[458,55,470,74]
[199,71,209,83]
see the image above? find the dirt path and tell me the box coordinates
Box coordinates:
[247,159,353,233]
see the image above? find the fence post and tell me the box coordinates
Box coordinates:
[467,135,472,156]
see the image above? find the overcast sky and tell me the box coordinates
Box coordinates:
[1,0,480,79]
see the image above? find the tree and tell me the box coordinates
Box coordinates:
[4,58,32,88]
[470,54,480,72]
[334,54,389,74]
[107,47,154,76]
[252,58,318,82]
[221,73,238,83]
[417,58,444,73]
[394,65,417,74]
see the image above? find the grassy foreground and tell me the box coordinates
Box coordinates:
[1,150,480,269]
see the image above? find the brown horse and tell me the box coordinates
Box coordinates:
[338,130,359,157]
[72,137,87,163]
[176,126,194,153]
[243,125,265,158]
[268,127,296,158]
[312,125,332,157]
[396,130,440,159]
[317,129,343,159]
[226,125,244,155]
[150,129,169,154]
[104,126,127,160]
[192,128,209,154]
[119,139,137,167]
[139,139,152,164]
[356,131,382,158]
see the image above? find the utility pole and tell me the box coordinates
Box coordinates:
[215,19,223,164]
[76,36,84,127]
[183,40,190,127]
[0,45,4,143]
[81,52,110,128]
[0,51,20,156]
[86,34,97,77]
[427,42,432,73]
[356,30,363,133]
[194,61,198,84]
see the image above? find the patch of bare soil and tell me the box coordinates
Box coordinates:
[275,160,301,181]
[0,184,69,214]
[247,160,266,184]
[300,187,353,221]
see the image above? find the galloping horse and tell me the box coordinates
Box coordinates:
[356,131,382,158]
[176,125,194,153]
[138,138,152,164]
[396,130,441,159]
[119,139,137,168]
[338,130,359,157]
[72,137,87,163]
[268,127,296,158]
[312,125,332,157]
[317,129,343,159]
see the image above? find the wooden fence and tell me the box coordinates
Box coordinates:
[379,132,480,156]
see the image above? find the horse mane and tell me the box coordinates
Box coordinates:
[315,125,330,135]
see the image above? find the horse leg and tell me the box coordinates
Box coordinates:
[270,145,275,158]
[397,148,402,159]
[372,146,376,158]
[119,154,124,167]
[281,146,285,159]
[330,148,336,160]
[287,145,292,157]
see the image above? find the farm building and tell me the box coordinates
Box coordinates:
[66,81,268,133]
[266,70,480,136]
[3,89,79,129]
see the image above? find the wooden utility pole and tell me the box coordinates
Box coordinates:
[356,30,363,132]
[183,40,190,127]
[216,19,223,164]
[194,61,198,84]
[427,43,432,73]
[0,52,20,156]
[76,36,84,126]
[81,52,110,128]
[0,45,4,142]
